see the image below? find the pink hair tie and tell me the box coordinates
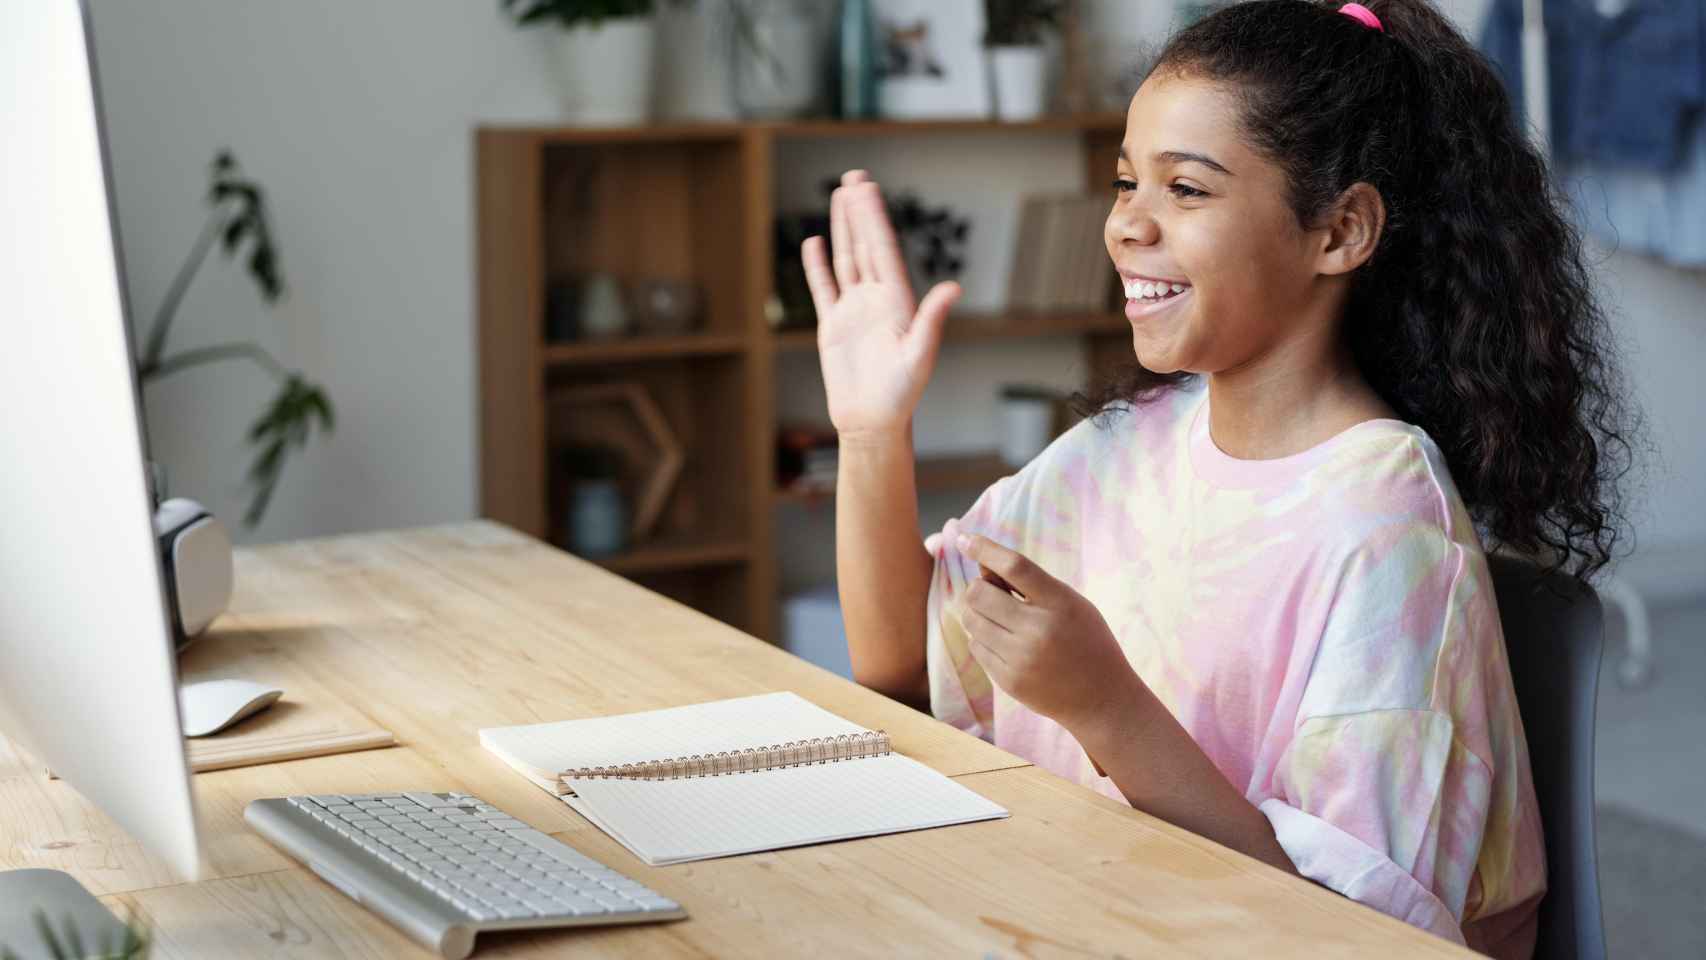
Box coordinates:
[1339,2,1384,32]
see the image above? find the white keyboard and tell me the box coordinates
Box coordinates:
[246,791,685,959]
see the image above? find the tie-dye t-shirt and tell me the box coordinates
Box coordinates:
[925,376,1546,957]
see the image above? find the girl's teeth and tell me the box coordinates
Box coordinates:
[1124,279,1190,300]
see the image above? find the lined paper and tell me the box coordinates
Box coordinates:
[566,753,1007,865]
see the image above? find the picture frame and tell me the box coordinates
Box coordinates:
[871,0,991,120]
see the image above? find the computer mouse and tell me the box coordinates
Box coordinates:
[179,678,284,737]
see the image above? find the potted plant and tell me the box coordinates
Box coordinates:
[983,0,1061,121]
[500,0,680,124]
[138,150,334,528]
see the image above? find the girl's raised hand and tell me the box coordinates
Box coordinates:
[802,170,962,441]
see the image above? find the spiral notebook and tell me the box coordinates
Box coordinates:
[478,692,1008,865]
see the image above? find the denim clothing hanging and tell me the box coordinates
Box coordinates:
[1480,0,1705,172]
[1482,0,1706,267]
[1565,117,1706,267]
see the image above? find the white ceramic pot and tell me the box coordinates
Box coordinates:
[550,17,657,125]
[988,44,1048,121]
[999,394,1055,467]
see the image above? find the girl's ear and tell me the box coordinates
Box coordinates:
[1316,181,1386,277]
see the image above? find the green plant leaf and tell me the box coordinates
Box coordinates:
[207,152,283,304]
[242,375,335,527]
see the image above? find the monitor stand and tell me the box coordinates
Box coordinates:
[0,870,134,959]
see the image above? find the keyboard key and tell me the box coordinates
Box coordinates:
[405,792,456,808]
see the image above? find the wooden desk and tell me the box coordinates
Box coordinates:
[0,522,1471,957]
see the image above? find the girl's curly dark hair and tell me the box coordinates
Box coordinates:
[1076,0,1640,590]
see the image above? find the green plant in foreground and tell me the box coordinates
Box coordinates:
[0,907,149,960]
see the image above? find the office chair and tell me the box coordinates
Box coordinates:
[1488,554,1607,960]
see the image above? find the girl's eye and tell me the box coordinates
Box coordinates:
[1110,178,1137,194]
[1169,183,1206,199]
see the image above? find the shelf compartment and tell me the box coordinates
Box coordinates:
[585,533,751,575]
[774,450,1014,504]
[544,355,750,569]
[544,333,746,365]
[773,310,1126,351]
[542,139,748,341]
[625,564,750,626]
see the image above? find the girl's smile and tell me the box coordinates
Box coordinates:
[1121,270,1194,323]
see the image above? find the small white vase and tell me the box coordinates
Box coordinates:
[550,17,657,125]
[988,45,1048,121]
[999,394,1055,467]
[578,274,630,340]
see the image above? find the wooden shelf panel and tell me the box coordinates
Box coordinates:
[544,334,746,365]
[578,534,751,575]
[480,113,1126,144]
[768,113,1126,138]
[774,310,1126,351]
[775,451,1013,505]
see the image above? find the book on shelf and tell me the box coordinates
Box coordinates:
[1010,193,1116,314]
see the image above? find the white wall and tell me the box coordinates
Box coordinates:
[88,0,563,543]
[90,0,1704,601]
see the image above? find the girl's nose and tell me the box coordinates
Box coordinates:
[1107,202,1161,249]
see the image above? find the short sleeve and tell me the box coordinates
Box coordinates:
[1258,709,1493,946]
[923,476,1012,741]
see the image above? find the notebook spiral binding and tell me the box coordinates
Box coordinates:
[558,730,893,785]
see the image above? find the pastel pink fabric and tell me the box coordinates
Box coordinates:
[926,377,1546,957]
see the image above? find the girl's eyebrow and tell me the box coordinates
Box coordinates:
[1118,145,1235,176]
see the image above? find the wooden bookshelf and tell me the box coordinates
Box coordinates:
[774,451,1016,505]
[477,114,1130,642]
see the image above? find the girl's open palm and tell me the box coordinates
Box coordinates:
[802,171,962,438]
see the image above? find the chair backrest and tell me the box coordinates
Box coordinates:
[1487,554,1607,960]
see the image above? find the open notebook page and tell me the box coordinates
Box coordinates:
[565,752,1009,865]
[478,692,870,793]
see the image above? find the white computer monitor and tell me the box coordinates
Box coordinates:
[0,1,203,884]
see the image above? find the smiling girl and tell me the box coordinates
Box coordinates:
[801,1,1632,955]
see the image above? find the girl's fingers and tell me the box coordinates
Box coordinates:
[908,280,960,374]
[830,185,859,289]
[957,534,1052,601]
[801,235,838,318]
[853,184,908,287]
[965,636,1010,685]
[842,168,870,187]
[966,577,1028,627]
[962,607,1014,667]
[850,185,880,285]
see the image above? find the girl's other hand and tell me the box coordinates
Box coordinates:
[802,170,962,441]
[954,532,1144,734]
